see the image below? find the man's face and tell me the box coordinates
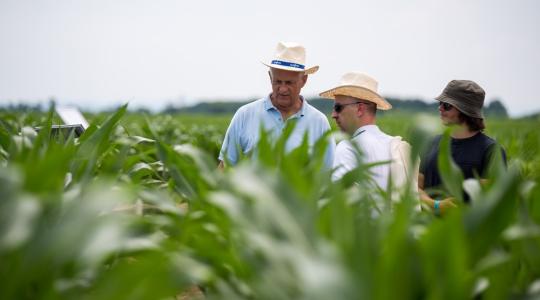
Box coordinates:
[269,68,307,108]
[332,95,361,135]
[438,102,461,126]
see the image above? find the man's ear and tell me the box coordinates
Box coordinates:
[356,103,365,117]
[300,74,308,88]
[268,70,272,82]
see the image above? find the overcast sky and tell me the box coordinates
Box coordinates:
[1,0,539,116]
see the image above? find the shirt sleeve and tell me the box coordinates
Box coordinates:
[331,141,357,181]
[322,123,336,170]
[218,111,242,165]
[481,142,507,176]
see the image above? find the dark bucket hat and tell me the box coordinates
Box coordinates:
[435,80,485,119]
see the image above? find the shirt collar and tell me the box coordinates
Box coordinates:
[354,124,380,137]
[298,95,307,117]
[264,94,306,117]
[263,95,275,111]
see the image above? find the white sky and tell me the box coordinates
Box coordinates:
[1,0,539,116]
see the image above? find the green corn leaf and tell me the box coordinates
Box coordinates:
[437,129,464,203]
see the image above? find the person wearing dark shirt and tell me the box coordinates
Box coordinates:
[419,80,506,215]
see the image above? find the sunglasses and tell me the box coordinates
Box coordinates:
[333,101,369,113]
[439,102,453,111]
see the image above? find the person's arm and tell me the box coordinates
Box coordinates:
[324,134,336,171]
[331,141,357,181]
[320,118,336,170]
[418,173,456,216]
[217,111,243,169]
[481,142,508,178]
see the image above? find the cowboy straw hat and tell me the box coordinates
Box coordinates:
[319,72,392,110]
[262,41,319,75]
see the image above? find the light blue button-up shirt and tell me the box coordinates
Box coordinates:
[219,95,335,168]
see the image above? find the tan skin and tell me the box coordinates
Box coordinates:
[218,68,308,169]
[268,68,308,120]
[418,102,481,215]
[331,95,376,135]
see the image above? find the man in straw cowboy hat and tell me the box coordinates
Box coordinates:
[218,41,335,168]
[320,72,417,193]
[419,80,507,216]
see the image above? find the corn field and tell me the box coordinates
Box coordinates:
[1,105,540,299]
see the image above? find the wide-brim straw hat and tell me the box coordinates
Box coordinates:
[319,72,392,110]
[262,41,319,75]
[435,80,485,119]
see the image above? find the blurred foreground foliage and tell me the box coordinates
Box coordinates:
[1,107,539,299]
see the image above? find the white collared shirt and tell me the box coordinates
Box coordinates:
[332,124,393,189]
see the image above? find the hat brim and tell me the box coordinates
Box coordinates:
[435,94,484,118]
[262,61,318,75]
[319,85,392,110]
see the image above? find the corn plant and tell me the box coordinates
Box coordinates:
[0,107,539,299]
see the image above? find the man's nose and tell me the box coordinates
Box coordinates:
[331,110,338,118]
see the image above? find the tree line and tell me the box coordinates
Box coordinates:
[162,97,510,118]
[0,97,511,118]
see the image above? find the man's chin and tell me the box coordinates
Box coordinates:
[277,96,291,102]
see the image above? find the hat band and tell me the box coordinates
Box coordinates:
[271,60,305,70]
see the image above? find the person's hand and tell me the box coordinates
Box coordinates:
[435,197,457,216]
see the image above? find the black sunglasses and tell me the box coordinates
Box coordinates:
[333,101,367,113]
[439,102,453,111]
